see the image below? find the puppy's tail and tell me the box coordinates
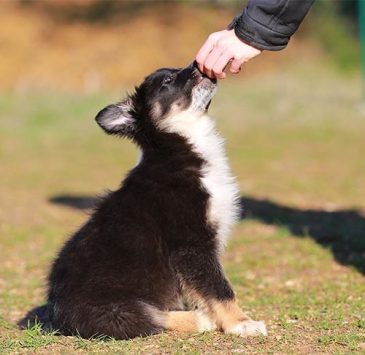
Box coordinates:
[18,304,54,332]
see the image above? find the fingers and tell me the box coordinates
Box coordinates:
[212,52,233,79]
[196,30,258,79]
[198,46,234,79]
[195,36,215,73]
[229,57,244,74]
[203,48,224,79]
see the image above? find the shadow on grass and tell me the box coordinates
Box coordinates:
[241,196,365,275]
[49,195,97,210]
[49,194,365,275]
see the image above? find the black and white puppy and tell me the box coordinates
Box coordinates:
[45,63,267,339]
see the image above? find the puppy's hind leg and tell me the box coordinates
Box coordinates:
[117,303,216,335]
[123,303,216,335]
[59,302,216,339]
[56,301,166,340]
[165,311,216,333]
[131,303,216,334]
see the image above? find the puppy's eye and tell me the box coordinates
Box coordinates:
[163,76,173,85]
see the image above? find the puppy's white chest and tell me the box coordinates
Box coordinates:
[160,112,240,249]
[200,146,240,249]
[186,116,240,249]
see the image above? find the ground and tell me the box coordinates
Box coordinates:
[0,63,365,354]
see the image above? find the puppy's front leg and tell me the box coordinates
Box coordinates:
[171,247,267,337]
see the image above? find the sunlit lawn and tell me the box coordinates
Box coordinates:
[1,64,364,354]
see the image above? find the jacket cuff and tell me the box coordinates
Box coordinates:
[228,12,290,51]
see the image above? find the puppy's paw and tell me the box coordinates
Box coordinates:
[225,320,267,337]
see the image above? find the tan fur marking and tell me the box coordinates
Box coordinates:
[152,102,162,119]
[166,311,200,332]
[179,281,209,311]
[210,299,251,331]
[179,282,250,331]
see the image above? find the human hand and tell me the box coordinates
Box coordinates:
[195,29,262,79]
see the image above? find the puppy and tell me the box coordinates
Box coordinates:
[44,63,267,339]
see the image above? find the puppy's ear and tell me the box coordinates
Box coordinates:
[95,98,135,135]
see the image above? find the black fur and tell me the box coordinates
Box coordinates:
[25,64,235,339]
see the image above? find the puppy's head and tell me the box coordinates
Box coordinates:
[95,63,217,144]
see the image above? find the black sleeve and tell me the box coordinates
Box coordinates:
[228,0,315,51]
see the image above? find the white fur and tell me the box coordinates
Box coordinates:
[103,100,134,131]
[102,113,133,131]
[105,115,132,129]
[160,110,240,250]
[141,302,166,328]
[196,310,217,332]
[226,320,267,337]
[135,150,143,167]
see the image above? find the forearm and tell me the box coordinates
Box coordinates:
[229,0,315,51]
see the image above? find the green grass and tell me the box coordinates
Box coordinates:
[1,62,365,354]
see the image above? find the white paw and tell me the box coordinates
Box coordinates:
[226,320,267,337]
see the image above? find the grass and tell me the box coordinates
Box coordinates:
[0,62,365,354]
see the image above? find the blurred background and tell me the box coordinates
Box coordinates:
[0,0,360,91]
[1,1,365,353]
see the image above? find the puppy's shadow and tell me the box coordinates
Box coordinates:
[241,196,365,275]
[49,194,365,275]
[49,195,97,210]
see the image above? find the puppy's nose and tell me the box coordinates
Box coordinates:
[191,60,202,73]
[187,61,198,71]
